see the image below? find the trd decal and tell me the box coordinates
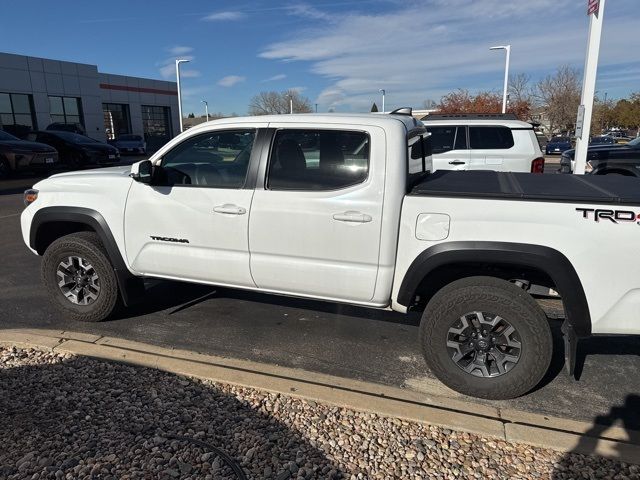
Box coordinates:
[150,236,190,243]
[576,208,640,224]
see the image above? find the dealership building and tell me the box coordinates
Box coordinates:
[0,51,179,151]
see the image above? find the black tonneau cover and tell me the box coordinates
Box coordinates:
[411,170,640,205]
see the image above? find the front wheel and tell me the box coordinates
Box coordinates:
[42,232,119,322]
[419,276,552,400]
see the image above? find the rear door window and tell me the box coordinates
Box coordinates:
[267,129,369,191]
[469,126,514,149]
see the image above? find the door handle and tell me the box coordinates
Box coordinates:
[332,211,372,223]
[448,160,466,165]
[213,204,246,215]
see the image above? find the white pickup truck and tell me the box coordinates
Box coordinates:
[20,112,640,400]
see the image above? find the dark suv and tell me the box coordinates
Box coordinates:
[0,130,58,178]
[559,136,640,176]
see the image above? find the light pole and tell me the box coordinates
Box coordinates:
[286,95,293,114]
[490,45,511,114]
[175,59,190,132]
[315,103,318,113]
[201,100,209,121]
[379,89,386,113]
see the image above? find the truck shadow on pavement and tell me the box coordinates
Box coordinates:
[551,394,640,479]
[0,348,343,479]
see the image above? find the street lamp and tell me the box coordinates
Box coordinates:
[175,59,190,132]
[201,100,209,121]
[315,103,318,113]
[379,89,386,113]
[490,45,511,114]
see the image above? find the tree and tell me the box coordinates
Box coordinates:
[248,90,313,115]
[612,93,640,134]
[187,113,195,118]
[370,102,379,112]
[535,65,581,134]
[437,89,532,121]
[509,73,534,105]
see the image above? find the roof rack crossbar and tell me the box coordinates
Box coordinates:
[421,113,519,121]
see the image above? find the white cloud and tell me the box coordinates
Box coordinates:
[203,11,245,21]
[260,0,640,110]
[218,75,246,87]
[288,86,307,93]
[168,46,193,55]
[262,74,287,82]
[287,4,332,21]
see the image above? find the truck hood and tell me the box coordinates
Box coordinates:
[48,165,131,179]
[34,165,132,189]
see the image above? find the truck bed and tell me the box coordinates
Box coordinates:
[410,170,640,205]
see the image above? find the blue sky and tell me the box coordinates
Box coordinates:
[3,0,639,115]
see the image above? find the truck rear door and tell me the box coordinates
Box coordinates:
[248,124,385,303]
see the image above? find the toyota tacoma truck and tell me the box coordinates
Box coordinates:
[20,111,640,400]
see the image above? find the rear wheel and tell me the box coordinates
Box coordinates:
[42,232,119,322]
[419,276,552,399]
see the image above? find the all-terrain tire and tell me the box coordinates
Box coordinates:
[419,276,552,400]
[42,232,119,322]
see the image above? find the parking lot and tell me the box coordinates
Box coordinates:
[1,161,639,433]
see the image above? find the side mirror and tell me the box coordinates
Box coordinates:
[130,160,153,184]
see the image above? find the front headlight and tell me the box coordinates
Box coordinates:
[23,189,38,207]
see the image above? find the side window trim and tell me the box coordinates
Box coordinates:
[264,128,371,192]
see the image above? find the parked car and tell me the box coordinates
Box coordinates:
[0,130,58,178]
[21,111,640,401]
[603,130,632,143]
[545,136,573,155]
[560,136,640,176]
[590,136,617,145]
[421,113,545,173]
[109,134,146,155]
[25,131,120,168]
[46,123,86,135]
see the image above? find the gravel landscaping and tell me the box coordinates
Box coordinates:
[1,346,638,479]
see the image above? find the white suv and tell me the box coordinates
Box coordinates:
[421,114,545,173]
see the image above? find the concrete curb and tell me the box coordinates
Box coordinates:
[1,328,639,465]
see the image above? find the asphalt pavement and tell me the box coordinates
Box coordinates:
[2,164,639,435]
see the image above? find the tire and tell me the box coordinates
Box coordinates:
[41,232,119,322]
[419,276,552,400]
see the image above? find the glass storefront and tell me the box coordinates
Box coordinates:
[0,92,37,136]
[103,103,132,140]
[48,96,83,127]
[141,105,172,152]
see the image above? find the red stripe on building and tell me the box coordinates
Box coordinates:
[99,83,177,96]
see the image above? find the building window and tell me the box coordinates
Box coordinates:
[103,103,131,140]
[49,96,83,127]
[0,92,37,136]
[141,105,172,152]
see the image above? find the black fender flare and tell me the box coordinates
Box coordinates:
[30,206,144,306]
[397,241,591,337]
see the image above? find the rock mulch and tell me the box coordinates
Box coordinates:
[1,346,637,479]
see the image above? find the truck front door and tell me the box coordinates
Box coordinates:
[424,125,470,171]
[123,128,261,287]
[249,126,385,304]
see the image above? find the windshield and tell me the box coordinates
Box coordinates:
[51,131,99,144]
[551,137,570,143]
[0,130,19,141]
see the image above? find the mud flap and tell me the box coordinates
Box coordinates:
[561,319,578,379]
